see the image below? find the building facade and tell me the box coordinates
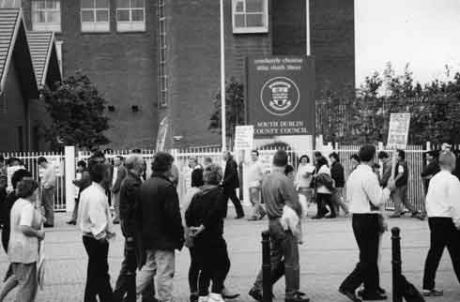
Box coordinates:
[11,0,354,149]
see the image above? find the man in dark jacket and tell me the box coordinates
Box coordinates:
[137,152,184,302]
[329,152,349,216]
[222,151,244,219]
[111,156,128,224]
[114,154,145,302]
[421,150,440,194]
[67,160,92,225]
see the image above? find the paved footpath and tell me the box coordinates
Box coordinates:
[0,210,459,302]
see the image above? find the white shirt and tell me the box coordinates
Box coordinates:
[426,170,460,225]
[317,165,332,194]
[41,164,56,189]
[295,164,315,189]
[247,160,264,187]
[78,182,113,240]
[112,167,118,186]
[9,198,41,263]
[347,164,391,214]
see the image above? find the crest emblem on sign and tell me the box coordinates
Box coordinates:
[260,77,300,116]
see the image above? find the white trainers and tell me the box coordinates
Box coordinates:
[208,293,225,302]
[198,296,209,302]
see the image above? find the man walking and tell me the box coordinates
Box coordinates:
[38,157,56,228]
[339,145,395,302]
[68,161,91,225]
[222,151,244,219]
[422,151,460,297]
[421,150,440,195]
[111,156,127,224]
[246,150,266,221]
[249,150,309,302]
[137,152,184,302]
[114,154,145,302]
[78,163,115,302]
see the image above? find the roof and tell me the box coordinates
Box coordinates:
[0,9,20,87]
[28,31,55,87]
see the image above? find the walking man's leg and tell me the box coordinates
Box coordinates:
[227,189,244,218]
[113,192,120,223]
[43,188,55,226]
[423,218,449,291]
[114,240,137,302]
[137,250,157,298]
[154,250,175,302]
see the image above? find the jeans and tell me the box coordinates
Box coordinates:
[114,239,137,302]
[82,236,113,302]
[113,192,120,222]
[42,187,55,225]
[9,262,37,302]
[249,187,265,219]
[332,188,349,214]
[253,219,300,299]
[223,188,244,217]
[340,214,381,294]
[137,249,175,302]
[423,217,460,290]
[392,185,416,215]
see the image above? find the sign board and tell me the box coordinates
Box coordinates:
[387,113,411,149]
[234,125,254,150]
[247,56,315,137]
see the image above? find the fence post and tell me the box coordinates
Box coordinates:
[262,230,272,302]
[64,146,76,213]
[391,227,403,302]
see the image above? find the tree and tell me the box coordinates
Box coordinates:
[42,72,110,150]
[209,77,245,142]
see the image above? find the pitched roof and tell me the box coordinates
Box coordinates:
[0,8,20,88]
[27,31,55,87]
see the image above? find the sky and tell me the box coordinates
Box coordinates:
[355,0,460,86]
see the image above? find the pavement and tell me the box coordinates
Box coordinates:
[0,209,459,302]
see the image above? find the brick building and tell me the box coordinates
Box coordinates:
[9,0,354,149]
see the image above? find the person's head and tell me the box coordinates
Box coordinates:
[0,155,4,168]
[131,148,142,154]
[223,151,232,161]
[378,151,389,161]
[251,150,259,162]
[285,164,295,182]
[439,151,456,172]
[329,152,339,164]
[426,150,439,162]
[89,163,108,184]
[16,178,39,202]
[113,156,123,167]
[77,160,87,173]
[313,151,322,164]
[317,156,328,168]
[37,156,48,168]
[11,169,32,191]
[358,145,377,164]
[299,155,310,165]
[372,163,381,175]
[273,150,288,168]
[151,152,174,176]
[188,157,198,169]
[203,164,223,186]
[203,157,213,167]
[397,149,405,162]
[125,154,145,176]
[8,157,21,167]
[91,150,106,164]
[441,143,452,152]
[350,154,361,167]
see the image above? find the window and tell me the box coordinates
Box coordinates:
[232,0,268,34]
[0,0,21,8]
[116,0,145,32]
[81,0,110,32]
[32,0,61,32]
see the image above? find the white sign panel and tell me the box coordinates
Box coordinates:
[234,125,254,150]
[387,113,411,149]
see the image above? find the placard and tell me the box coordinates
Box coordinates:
[234,125,254,150]
[387,113,411,149]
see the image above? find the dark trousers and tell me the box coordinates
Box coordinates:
[83,236,114,302]
[188,248,202,294]
[42,187,55,225]
[341,214,380,294]
[316,193,335,217]
[195,238,230,295]
[423,217,460,290]
[253,219,300,299]
[223,188,244,217]
[114,239,137,302]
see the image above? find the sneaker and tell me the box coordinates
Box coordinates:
[259,211,267,220]
[339,287,362,302]
[208,293,225,302]
[222,287,240,299]
[285,292,310,302]
[422,289,443,297]
[248,288,262,301]
[190,293,199,302]
[198,296,209,302]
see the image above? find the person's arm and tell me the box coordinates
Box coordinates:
[394,164,404,183]
[163,185,184,245]
[279,178,302,217]
[19,205,45,240]
[202,191,226,230]
[120,179,139,240]
[363,173,392,207]
[448,177,460,229]
[88,194,109,240]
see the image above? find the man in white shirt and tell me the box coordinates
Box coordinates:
[246,150,266,221]
[38,157,56,228]
[78,163,115,302]
[339,145,395,302]
[422,151,460,297]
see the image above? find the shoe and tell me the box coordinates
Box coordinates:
[357,288,386,297]
[360,292,387,300]
[248,216,259,221]
[339,287,362,302]
[415,212,426,221]
[66,220,76,225]
[259,211,267,220]
[389,213,401,218]
[325,214,337,219]
[422,289,443,297]
[208,293,225,302]
[198,296,208,302]
[222,287,239,299]
[44,223,54,228]
[235,214,244,219]
[311,215,324,219]
[285,291,310,302]
[248,288,262,301]
[190,293,199,302]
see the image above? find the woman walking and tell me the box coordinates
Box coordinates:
[313,157,335,219]
[295,155,315,207]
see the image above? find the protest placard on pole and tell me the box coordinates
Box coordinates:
[387,113,411,180]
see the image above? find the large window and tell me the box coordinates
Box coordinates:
[116,0,145,32]
[0,0,21,8]
[32,0,61,32]
[232,0,268,34]
[81,0,110,32]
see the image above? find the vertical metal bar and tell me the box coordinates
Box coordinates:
[392,227,402,302]
[220,0,227,151]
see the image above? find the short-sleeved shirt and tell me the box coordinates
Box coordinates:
[8,198,40,264]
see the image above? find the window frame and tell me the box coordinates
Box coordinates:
[116,0,146,32]
[0,0,21,8]
[232,0,269,34]
[80,0,110,33]
[31,0,62,32]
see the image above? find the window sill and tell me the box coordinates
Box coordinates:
[232,27,269,34]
